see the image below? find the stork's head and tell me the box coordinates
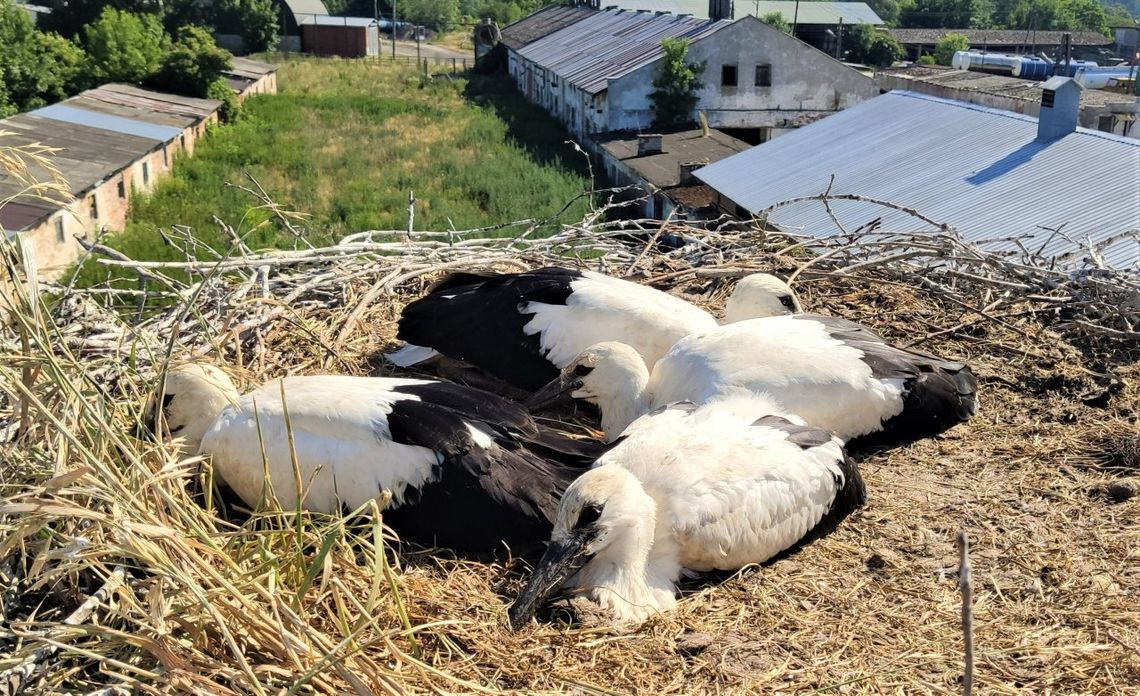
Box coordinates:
[524,342,651,442]
[724,273,801,323]
[141,363,240,455]
[508,465,657,629]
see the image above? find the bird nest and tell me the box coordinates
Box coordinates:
[0,205,1138,694]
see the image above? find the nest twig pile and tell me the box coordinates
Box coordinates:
[1,194,1137,694]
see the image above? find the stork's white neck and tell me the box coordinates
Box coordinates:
[568,483,680,624]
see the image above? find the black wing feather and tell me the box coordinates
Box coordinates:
[396,267,583,391]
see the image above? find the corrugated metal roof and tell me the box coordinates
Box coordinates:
[500,5,598,50]
[31,103,183,142]
[598,0,882,22]
[749,1,881,24]
[282,0,329,22]
[878,65,1138,109]
[517,9,730,95]
[300,14,377,27]
[696,90,1140,270]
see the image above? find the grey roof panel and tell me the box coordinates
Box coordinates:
[517,9,730,95]
[300,14,378,26]
[695,90,1140,270]
[227,57,278,78]
[888,28,1113,46]
[500,5,598,49]
[31,103,183,142]
[748,1,882,24]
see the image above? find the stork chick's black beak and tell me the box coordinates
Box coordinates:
[524,371,582,412]
[507,530,596,630]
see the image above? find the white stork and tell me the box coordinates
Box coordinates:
[507,395,866,627]
[386,267,801,391]
[526,313,978,447]
[143,364,605,551]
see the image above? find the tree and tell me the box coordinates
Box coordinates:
[865,33,904,66]
[866,0,901,26]
[82,8,167,84]
[0,0,86,115]
[898,0,979,28]
[402,0,459,32]
[649,37,705,130]
[934,32,970,65]
[215,0,279,52]
[39,0,163,40]
[150,25,233,98]
[761,11,792,33]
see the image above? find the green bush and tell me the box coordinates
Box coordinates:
[917,53,936,65]
[150,25,233,98]
[650,38,705,129]
[934,33,970,66]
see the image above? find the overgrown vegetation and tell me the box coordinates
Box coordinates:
[77,58,591,288]
[845,22,905,67]
[650,38,706,130]
[760,11,793,33]
[934,32,971,65]
[0,0,237,117]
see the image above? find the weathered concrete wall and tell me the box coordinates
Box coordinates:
[606,17,880,133]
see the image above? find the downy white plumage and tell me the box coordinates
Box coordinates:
[388,267,800,391]
[144,364,604,550]
[526,313,978,447]
[507,395,866,627]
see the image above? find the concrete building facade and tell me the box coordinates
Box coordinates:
[508,9,878,146]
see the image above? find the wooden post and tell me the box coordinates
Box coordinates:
[959,531,974,696]
[406,190,415,241]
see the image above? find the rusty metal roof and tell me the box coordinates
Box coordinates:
[86,84,220,120]
[696,90,1140,271]
[500,5,597,50]
[517,9,730,95]
[0,200,57,234]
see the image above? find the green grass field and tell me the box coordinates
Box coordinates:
[78,57,592,286]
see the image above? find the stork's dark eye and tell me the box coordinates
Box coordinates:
[779,295,796,309]
[572,364,595,378]
[574,504,603,529]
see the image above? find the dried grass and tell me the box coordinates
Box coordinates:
[1,185,1138,693]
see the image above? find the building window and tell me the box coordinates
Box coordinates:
[118,178,126,199]
[89,196,98,220]
[163,148,169,167]
[180,134,186,150]
[721,64,738,87]
[55,217,65,243]
[755,64,771,87]
[142,162,150,185]
[1098,115,1114,132]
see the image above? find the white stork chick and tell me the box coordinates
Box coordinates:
[387,267,800,391]
[144,364,605,551]
[527,313,978,447]
[507,396,866,628]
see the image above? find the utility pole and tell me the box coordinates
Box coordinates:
[792,0,800,38]
[392,0,397,59]
[836,17,843,60]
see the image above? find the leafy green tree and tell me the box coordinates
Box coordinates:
[761,11,792,33]
[649,37,706,129]
[150,25,233,98]
[866,0,901,26]
[1061,0,1110,34]
[918,53,937,64]
[403,0,459,32]
[206,77,240,123]
[0,0,87,115]
[865,33,904,66]
[898,0,978,28]
[82,7,167,84]
[934,32,970,65]
[39,0,162,40]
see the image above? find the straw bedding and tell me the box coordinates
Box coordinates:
[0,216,1137,694]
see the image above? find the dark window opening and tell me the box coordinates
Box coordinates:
[118,178,126,199]
[1097,115,1114,132]
[1042,90,1056,108]
[55,217,65,243]
[142,162,150,185]
[755,64,771,87]
[721,64,738,87]
[89,196,98,220]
